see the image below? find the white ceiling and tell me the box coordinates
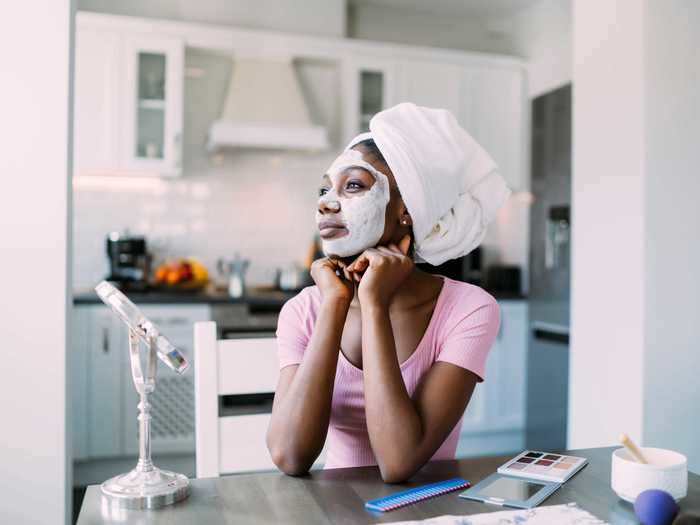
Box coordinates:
[349,0,540,17]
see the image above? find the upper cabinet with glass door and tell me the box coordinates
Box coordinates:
[73,18,184,177]
[342,57,395,144]
[122,36,184,177]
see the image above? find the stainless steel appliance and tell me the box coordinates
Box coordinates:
[217,256,250,298]
[526,84,571,450]
[106,232,150,289]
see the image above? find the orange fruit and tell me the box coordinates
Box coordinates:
[166,270,180,285]
[155,266,168,283]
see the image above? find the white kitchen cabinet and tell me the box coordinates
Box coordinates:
[76,13,525,187]
[469,67,527,192]
[459,373,487,429]
[490,301,528,430]
[395,59,469,126]
[121,305,209,456]
[457,300,528,456]
[342,55,525,193]
[73,28,121,176]
[70,308,90,461]
[72,303,209,460]
[86,306,124,458]
[396,60,525,192]
[73,19,184,177]
[342,56,396,143]
[121,35,184,176]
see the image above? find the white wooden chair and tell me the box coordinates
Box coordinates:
[194,321,280,478]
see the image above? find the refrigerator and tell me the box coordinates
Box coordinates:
[526,84,572,451]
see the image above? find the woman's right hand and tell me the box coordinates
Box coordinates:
[310,257,354,303]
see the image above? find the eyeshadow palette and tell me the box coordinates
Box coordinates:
[496,450,588,483]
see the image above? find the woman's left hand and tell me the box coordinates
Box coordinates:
[346,235,413,309]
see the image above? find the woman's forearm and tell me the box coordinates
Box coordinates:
[361,304,425,482]
[267,297,349,474]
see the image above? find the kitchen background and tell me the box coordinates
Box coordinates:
[72,51,530,290]
[8,3,700,524]
[69,0,572,521]
[70,0,570,289]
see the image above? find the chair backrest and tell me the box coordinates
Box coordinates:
[194,321,279,478]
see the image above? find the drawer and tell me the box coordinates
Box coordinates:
[218,414,276,473]
[140,304,211,323]
[218,337,279,395]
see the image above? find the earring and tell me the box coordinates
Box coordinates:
[401,219,409,226]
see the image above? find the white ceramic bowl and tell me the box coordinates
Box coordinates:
[611,447,688,502]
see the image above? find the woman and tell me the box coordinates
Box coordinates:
[266,103,511,483]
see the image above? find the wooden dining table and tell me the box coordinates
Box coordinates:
[77,447,700,524]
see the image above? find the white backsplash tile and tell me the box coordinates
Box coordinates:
[72,150,337,288]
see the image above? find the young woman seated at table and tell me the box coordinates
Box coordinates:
[267,103,511,483]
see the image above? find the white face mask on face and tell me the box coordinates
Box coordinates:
[316,149,391,258]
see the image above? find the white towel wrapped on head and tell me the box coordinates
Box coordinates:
[347,102,511,266]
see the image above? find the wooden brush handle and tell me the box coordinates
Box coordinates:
[619,433,648,464]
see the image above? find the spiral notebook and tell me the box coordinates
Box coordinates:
[365,478,470,512]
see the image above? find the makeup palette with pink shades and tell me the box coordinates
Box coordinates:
[497,450,588,483]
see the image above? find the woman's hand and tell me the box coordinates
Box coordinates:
[347,235,413,309]
[310,257,354,304]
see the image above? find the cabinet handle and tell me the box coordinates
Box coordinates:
[147,316,187,325]
[173,131,182,169]
[102,327,109,353]
[532,328,569,345]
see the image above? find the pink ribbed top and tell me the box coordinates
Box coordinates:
[275,276,500,470]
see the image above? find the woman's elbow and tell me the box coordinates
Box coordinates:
[379,463,416,484]
[273,455,310,477]
[268,442,311,476]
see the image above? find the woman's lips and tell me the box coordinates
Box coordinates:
[318,220,348,240]
[319,226,348,239]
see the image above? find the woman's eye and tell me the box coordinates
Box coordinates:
[346,181,365,192]
[319,187,329,197]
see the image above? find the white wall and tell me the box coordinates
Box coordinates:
[494,0,572,98]
[570,0,700,473]
[352,0,572,99]
[0,1,73,524]
[348,3,517,55]
[642,0,700,472]
[569,0,646,450]
[77,0,347,38]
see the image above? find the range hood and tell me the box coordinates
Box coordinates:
[207,55,329,151]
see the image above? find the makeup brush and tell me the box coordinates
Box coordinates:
[619,433,649,464]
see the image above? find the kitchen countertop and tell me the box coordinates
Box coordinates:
[73,286,299,307]
[73,286,526,306]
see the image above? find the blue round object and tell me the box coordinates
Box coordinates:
[634,489,679,525]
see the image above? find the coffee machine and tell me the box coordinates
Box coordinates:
[106,232,150,290]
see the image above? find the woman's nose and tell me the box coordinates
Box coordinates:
[318,197,341,214]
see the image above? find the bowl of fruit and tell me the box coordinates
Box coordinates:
[153,257,209,291]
